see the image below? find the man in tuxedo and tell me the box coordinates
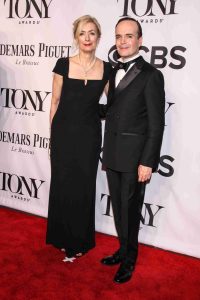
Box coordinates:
[101,17,165,283]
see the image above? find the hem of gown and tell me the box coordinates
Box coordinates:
[46,240,96,258]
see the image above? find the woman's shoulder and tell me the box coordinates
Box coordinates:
[56,56,68,64]
[53,57,68,75]
[102,60,113,76]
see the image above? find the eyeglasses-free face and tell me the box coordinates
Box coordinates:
[76,22,99,53]
[115,20,142,59]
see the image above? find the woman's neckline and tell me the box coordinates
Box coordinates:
[66,57,105,81]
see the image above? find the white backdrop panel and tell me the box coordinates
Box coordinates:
[0,0,200,258]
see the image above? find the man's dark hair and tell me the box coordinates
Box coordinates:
[115,17,142,38]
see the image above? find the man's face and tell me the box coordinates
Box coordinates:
[115,20,142,59]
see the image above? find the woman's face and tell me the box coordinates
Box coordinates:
[76,22,100,53]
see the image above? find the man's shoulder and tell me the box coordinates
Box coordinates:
[140,58,164,85]
[141,58,163,75]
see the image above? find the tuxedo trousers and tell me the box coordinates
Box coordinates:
[107,168,146,264]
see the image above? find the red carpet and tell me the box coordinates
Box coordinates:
[0,206,200,300]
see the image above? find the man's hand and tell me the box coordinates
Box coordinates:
[138,165,152,182]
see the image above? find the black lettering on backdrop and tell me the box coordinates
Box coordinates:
[38,43,71,58]
[165,101,175,126]
[0,131,31,145]
[101,193,164,228]
[101,194,112,217]
[141,203,164,227]
[0,88,50,112]
[0,171,45,199]
[150,46,168,68]
[158,155,174,177]
[0,44,35,56]
[140,46,186,69]
[169,46,186,69]
[4,0,53,19]
[108,45,186,69]
[165,102,175,115]
[33,134,50,148]
[118,0,178,17]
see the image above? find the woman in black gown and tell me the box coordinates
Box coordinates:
[46,15,111,260]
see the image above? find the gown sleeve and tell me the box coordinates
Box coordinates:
[104,61,113,81]
[52,58,67,76]
[99,61,113,118]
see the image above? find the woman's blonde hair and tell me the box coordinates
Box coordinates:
[73,15,101,40]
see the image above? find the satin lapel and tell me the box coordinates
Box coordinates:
[115,57,145,97]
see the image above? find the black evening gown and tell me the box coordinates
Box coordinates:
[46,57,111,257]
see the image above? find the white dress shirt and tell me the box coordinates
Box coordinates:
[115,53,141,87]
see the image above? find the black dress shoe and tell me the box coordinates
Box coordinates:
[114,262,135,283]
[101,252,123,266]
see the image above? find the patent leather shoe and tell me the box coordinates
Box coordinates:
[114,262,135,283]
[101,252,123,266]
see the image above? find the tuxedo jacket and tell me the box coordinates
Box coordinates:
[102,56,165,173]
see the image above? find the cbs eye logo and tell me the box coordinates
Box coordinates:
[108,45,119,67]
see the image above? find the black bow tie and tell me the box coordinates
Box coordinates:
[117,56,141,72]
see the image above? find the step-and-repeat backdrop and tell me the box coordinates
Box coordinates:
[0,0,199,258]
